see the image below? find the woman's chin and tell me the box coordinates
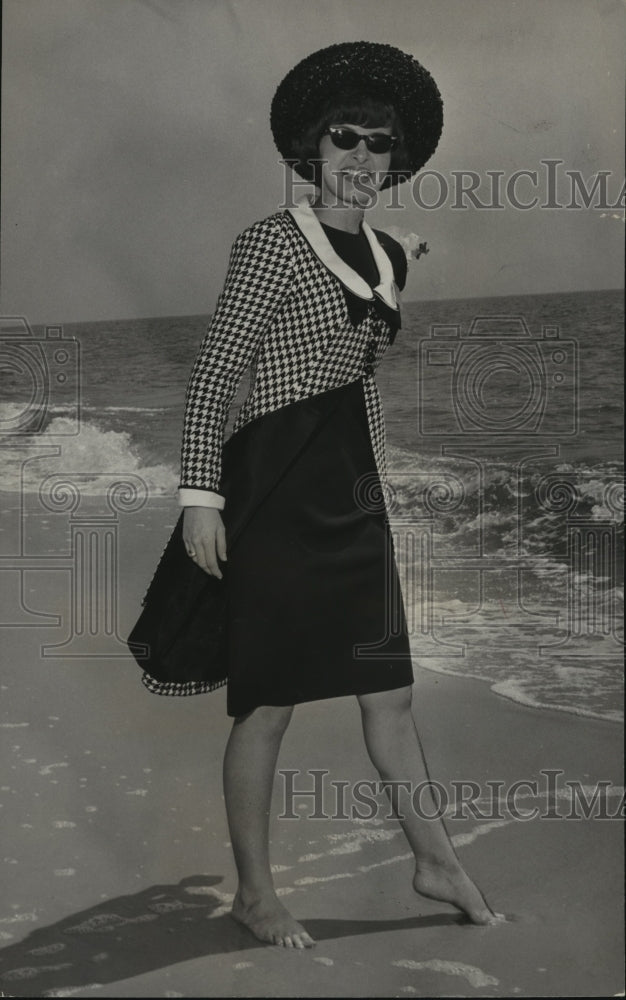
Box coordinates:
[335,181,379,209]
[349,189,379,209]
[315,183,380,210]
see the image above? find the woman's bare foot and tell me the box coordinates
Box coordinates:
[231,890,316,948]
[413,862,506,925]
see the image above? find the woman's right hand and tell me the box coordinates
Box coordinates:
[182,506,227,579]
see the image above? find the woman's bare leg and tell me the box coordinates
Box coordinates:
[224,704,315,948]
[358,686,503,925]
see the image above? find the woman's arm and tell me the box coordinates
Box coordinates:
[372,229,408,291]
[179,216,293,574]
[179,217,293,500]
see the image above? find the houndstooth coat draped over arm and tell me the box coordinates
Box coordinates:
[178,199,405,509]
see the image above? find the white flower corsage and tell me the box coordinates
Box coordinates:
[400,232,429,261]
[380,227,430,263]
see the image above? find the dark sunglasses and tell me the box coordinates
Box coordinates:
[324,126,398,154]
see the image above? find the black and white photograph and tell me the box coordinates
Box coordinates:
[0,1,624,996]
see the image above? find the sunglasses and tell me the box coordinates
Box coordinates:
[324,126,399,154]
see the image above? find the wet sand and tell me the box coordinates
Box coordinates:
[0,500,623,997]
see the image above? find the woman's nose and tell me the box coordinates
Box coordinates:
[353,139,369,161]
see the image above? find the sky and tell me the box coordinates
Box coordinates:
[1,0,624,325]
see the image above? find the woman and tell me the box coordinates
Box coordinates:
[149,42,503,948]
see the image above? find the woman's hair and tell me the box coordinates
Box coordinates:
[290,93,412,186]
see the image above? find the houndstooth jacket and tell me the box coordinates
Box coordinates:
[178,196,404,509]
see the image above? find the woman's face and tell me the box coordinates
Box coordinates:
[316,122,393,208]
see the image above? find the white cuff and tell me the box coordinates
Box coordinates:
[178,488,225,510]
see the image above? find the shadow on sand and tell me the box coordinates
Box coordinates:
[0,874,462,996]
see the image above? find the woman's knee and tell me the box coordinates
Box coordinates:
[233,703,294,736]
[357,685,413,719]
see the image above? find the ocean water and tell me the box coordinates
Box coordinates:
[1,290,623,722]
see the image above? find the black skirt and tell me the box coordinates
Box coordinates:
[222,377,413,717]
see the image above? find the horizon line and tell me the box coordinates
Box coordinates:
[20,285,624,329]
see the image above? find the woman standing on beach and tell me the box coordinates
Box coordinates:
[144,42,503,948]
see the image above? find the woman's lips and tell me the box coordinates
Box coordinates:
[340,169,373,184]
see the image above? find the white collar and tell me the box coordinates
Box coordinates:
[286,196,399,312]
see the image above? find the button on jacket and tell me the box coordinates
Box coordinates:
[178,197,405,510]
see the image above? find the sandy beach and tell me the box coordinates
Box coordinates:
[0,498,623,998]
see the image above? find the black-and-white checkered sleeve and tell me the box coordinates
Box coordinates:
[179,219,293,499]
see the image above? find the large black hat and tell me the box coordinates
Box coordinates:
[270,41,444,187]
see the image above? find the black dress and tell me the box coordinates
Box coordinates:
[222,224,413,717]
